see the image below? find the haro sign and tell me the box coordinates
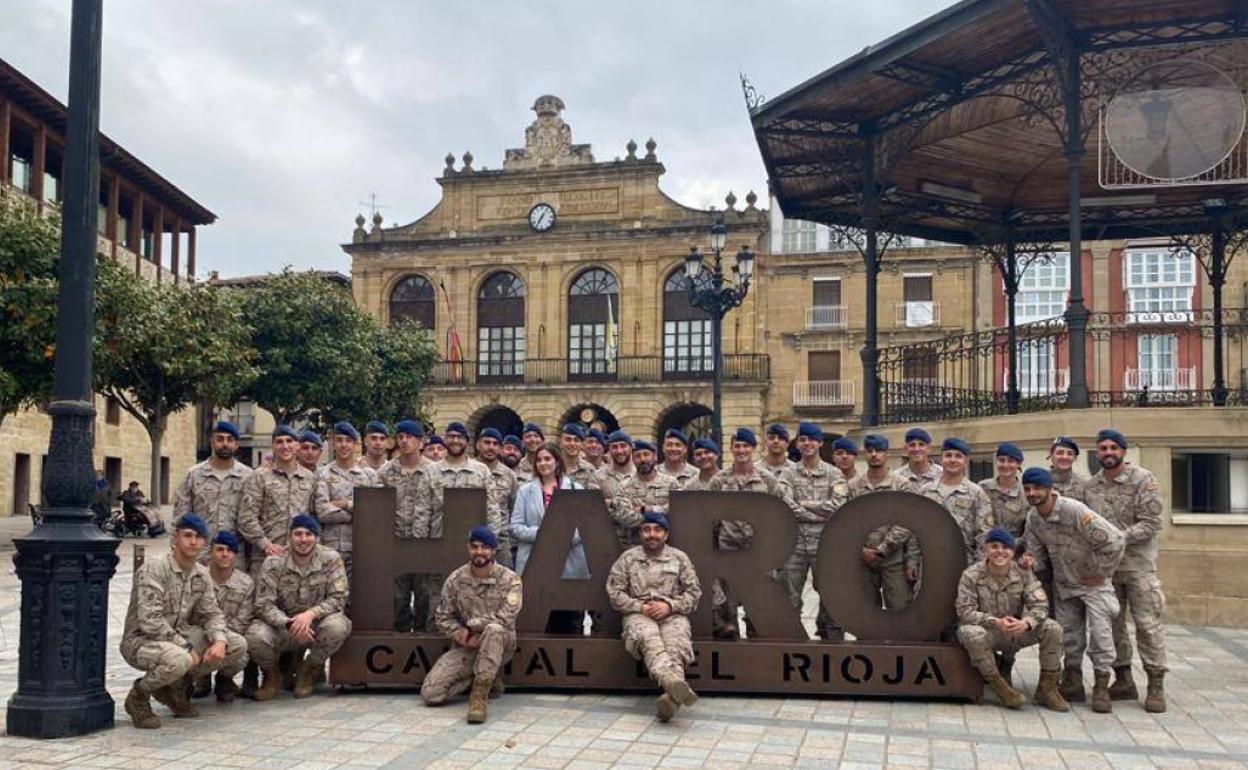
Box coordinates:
[331,489,982,699]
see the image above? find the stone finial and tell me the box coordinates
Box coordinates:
[444,153,456,173]
[725,191,738,210]
[353,214,367,243]
[533,94,566,117]
[626,139,637,160]
[355,213,366,228]
[644,137,657,160]
[372,211,383,228]
[462,151,474,171]
[745,190,758,209]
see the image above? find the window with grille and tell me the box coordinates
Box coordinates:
[388,274,435,329]
[1017,252,1069,323]
[1125,248,1195,318]
[477,271,525,380]
[662,268,711,376]
[781,218,817,253]
[568,268,619,378]
[1135,334,1178,390]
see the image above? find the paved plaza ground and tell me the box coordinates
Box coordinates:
[2,516,1248,770]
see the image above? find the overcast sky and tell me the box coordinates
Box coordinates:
[2,0,951,277]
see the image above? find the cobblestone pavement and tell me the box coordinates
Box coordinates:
[2,516,1248,769]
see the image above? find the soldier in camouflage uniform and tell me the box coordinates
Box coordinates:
[120,515,246,729]
[779,421,847,640]
[297,430,324,472]
[584,428,607,470]
[607,512,702,723]
[979,443,1029,538]
[358,420,392,473]
[760,423,795,480]
[897,427,943,487]
[918,438,995,566]
[596,430,635,520]
[956,527,1068,711]
[475,427,517,568]
[849,434,920,610]
[315,421,378,585]
[427,421,493,622]
[558,422,601,489]
[423,434,447,462]
[830,436,859,483]
[515,422,545,483]
[1083,428,1168,712]
[1049,436,1087,501]
[378,419,436,632]
[660,428,699,488]
[246,515,351,700]
[500,434,524,471]
[1020,467,1125,713]
[612,440,677,546]
[236,425,318,583]
[191,530,254,702]
[683,438,720,490]
[173,420,252,560]
[421,526,523,723]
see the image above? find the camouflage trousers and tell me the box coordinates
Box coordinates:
[1055,587,1120,673]
[420,623,516,705]
[781,549,839,639]
[1112,571,1167,671]
[870,562,913,611]
[245,613,352,668]
[121,627,247,694]
[395,574,442,633]
[623,613,694,681]
[957,618,1063,677]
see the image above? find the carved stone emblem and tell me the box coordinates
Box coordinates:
[504,95,594,170]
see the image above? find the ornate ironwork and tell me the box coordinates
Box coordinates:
[740,72,765,112]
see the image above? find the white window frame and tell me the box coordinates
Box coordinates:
[1016,252,1069,324]
[781,218,817,253]
[902,273,935,327]
[1125,248,1195,321]
[1135,333,1177,390]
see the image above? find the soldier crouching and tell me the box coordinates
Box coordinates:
[120,514,246,729]
[955,528,1067,711]
[421,526,523,723]
[245,514,352,700]
[606,512,702,722]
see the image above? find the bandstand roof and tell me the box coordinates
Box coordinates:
[751,0,1248,245]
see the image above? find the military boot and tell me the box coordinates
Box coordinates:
[125,681,161,729]
[1109,665,1138,701]
[997,654,1015,687]
[466,674,492,724]
[657,671,698,708]
[240,661,259,699]
[152,678,199,718]
[1144,669,1167,713]
[280,651,298,691]
[253,666,281,701]
[190,673,212,699]
[214,672,241,703]
[489,677,505,700]
[655,693,679,723]
[985,672,1025,709]
[1059,667,1086,703]
[293,659,320,699]
[1091,670,1113,713]
[1033,669,1070,712]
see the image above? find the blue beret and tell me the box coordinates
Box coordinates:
[587,429,607,445]
[272,424,299,441]
[561,423,586,439]
[904,428,932,444]
[642,511,670,531]
[1022,467,1054,487]
[478,427,503,442]
[468,525,498,549]
[299,431,322,447]
[425,435,445,447]
[663,428,689,445]
[212,530,240,553]
[445,421,469,437]
[832,437,859,455]
[502,434,523,449]
[863,434,889,451]
[633,440,658,454]
[213,420,240,440]
[1050,436,1079,456]
[395,420,424,438]
[290,514,320,535]
[334,421,360,442]
[766,423,789,440]
[1096,429,1127,450]
[608,430,632,445]
[797,421,823,441]
[942,437,971,456]
[733,427,758,446]
[996,442,1023,463]
[174,513,209,538]
[522,422,544,438]
[692,437,720,454]
[365,420,390,437]
[985,527,1016,549]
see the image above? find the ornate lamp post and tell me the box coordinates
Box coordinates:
[684,220,754,455]
[7,0,120,738]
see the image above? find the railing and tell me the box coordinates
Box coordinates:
[895,301,940,328]
[430,354,770,387]
[806,305,848,330]
[1124,367,1196,391]
[793,380,855,407]
[1003,367,1070,395]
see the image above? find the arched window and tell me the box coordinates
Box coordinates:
[477,271,526,382]
[662,267,712,379]
[388,274,435,329]
[567,268,619,381]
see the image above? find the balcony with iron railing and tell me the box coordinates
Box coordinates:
[793,380,855,408]
[895,301,940,328]
[428,354,770,388]
[806,305,848,330]
[1124,367,1197,391]
[1003,367,1070,396]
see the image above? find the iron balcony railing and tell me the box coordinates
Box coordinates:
[806,305,848,330]
[429,354,770,387]
[793,380,855,407]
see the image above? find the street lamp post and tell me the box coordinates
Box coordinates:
[684,220,754,456]
[6,0,119,739]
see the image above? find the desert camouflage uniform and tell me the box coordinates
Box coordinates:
[607,545,702,681]
[759,458,795,481]
[357,454,389,474]
[514,455,535,487]
[979,477,1030,539]
[955,559,1062,676]
[706,468,786,633]
[848,471,920,610]
[378,457,436,632]
[236,464,317,581]
[212,568,254,637]
[1024,494,1125,673]
[612,471,679,547]
[245,545,352,668]
[564,457,600,491]
[596,463,635,517]
[483,460,517,568]
[682,473,718,492]
[1050,468,1087,501]
[314,462,378,582]
[919,478,995,567]
[779,461,847,637]
[896,461,942,487]
[1083,463,1167,672]
[120,554,246,694]
[421,562,523,704]
[662,462,699,489]
[426,458,494,630]
[173,460,252,561]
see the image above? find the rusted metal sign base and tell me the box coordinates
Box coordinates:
[330,635,983,700]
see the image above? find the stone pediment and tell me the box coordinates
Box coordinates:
[503,95,594,170]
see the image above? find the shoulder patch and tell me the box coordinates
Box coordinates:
[1080,512,1094,528]
[1146,482,1159,492]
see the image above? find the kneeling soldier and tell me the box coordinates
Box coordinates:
[190,530,253,702]
[421,526,523,723]
[120,514,246,729]
[246,515,351,700]
[607,512,702,722]
[956,528,1068,711]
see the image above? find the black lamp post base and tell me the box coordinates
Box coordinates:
[7,690,114,738]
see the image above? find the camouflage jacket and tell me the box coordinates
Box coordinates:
[661,462,699,489]
[173,460,252,539]
[979,477,1030,538]
[255,544,349,627]
[564,457,601,491]
[759,458,796,481]
[955,560,1048,630]
[236,464,317,551]
[483,461,517,540]
[429,457,491,538]
[356,454,389,474]
[595,463,635,511]
[896,461,943,487]
[613,472,679,540]
[1082,462,1163,572]
[607,545,702,616]
[1024,494,1125,599]
[434,562,524,638]
[682,473,718,491]
[212,567,254,636]
[1050,468,1087,502]
[780,460,848,553]
[377,457,435,538]
[121,553,226,653]
[848,470,920,569]
[706,467,785,549]
[314,462,378,554]
[919,477,995,565]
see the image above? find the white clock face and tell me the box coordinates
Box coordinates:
[528,203,556,232]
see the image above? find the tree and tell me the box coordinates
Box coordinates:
[95,260,257,496]
[363,318,439,426]
[0,195,60,428]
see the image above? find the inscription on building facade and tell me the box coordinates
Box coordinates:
[476,187,620,221]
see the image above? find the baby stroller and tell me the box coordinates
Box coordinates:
[106,501,166,538]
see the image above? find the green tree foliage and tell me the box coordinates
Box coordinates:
[366,318,439,426]
[0,197,60,427]
[95,260,258,494]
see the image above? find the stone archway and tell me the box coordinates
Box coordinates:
[558,403,620,435]
[654,402,714,447]
[470,404,524,440]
